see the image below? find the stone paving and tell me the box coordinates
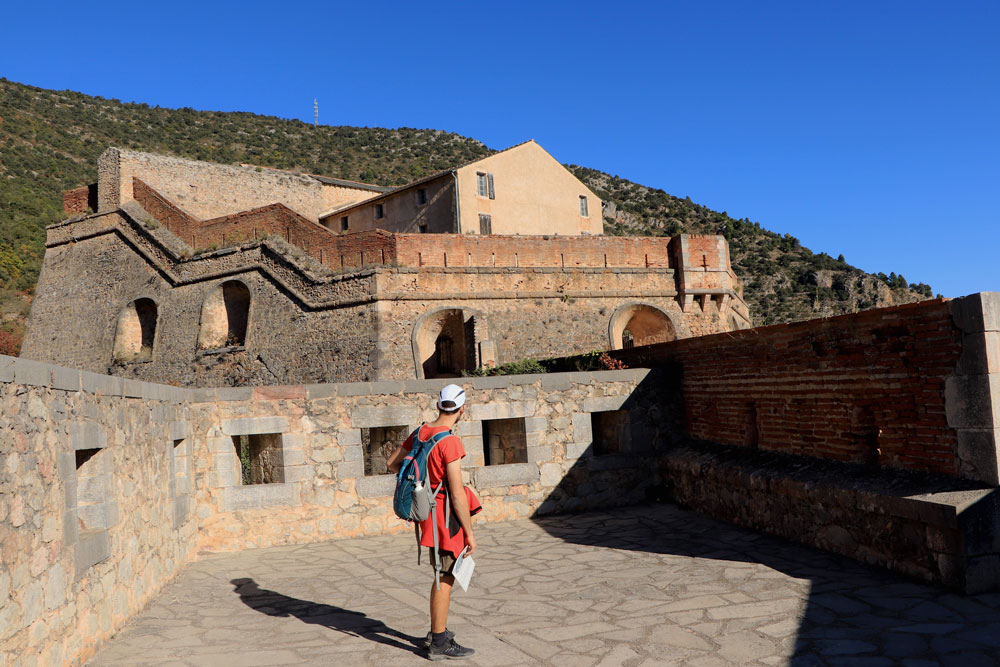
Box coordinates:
[88,504,1000,666]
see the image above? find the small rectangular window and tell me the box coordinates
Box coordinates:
[232,434,285,485]
[362,425,410,476]
[479,214,492,235]
[477,172,488,197]
[418,223,428,233]
[340,216,349,231]
[375,204,384,219]
[417,188,427,205]
[482,418,527,465]
[579,195,589,217]
[591,410,629,456]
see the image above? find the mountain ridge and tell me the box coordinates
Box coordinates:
[0,78,932,354]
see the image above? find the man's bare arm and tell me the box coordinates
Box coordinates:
[446,459,477,555]
[386,445,406,474]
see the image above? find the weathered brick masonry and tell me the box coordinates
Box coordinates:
[613,299,969,477]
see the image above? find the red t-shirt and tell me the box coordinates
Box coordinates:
[401,424,480,556]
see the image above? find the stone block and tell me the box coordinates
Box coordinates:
[339,429,362,446]
[169,421,193,441]
[210,437,235,454]
[221,416,289,436]
[56,452,76,482]
[282,433,307,450]
[0,355,13,382]
[468,400,536,421]
[401,378,452,395]
[82,371,122,397]
[189,388,218,403]
[173,496,190,528]
[454,421,481,437]
[956,331,1000,376]
[122,379,145,398]
[583,395,628,413]
[62,509,78,547]
[357,475,396,498]
[216,387,255,402]
[13,358,51,387]
[526,445,553,464]
[305,383,338,400]
[572,412,593,444]
[350,404,419,428]
[566,442,593,459]
[343,445,363,462]
[337,382,374,397]
[563,371,594,385]
[473,463,538,488]
[945,374,1000,429]
[950,292,1000,334]
[74,529,110,580]
[223,483,298,511]
[539,462,563,487]
[69,421,106,451]
[282,464,314,483]
[369,380,405,395]
[50,366,81,392]
[956,429,1000,485]
[336,460,364,480]
[540,373,572,391]
[524,417,548,434]
[592,368,649,383]
[281,448,306,466]
[469,375,511,390]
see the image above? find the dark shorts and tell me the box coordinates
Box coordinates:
[427,547,456,574]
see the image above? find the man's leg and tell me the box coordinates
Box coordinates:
[430,573,455,633]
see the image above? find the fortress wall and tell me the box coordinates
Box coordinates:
[98,148,375,222]
[0,357,196,666]
[392,233,676,269]
[611,294,1000,484]
[61,185,97,216]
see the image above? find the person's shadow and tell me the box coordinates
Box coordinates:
[230,578,422,655]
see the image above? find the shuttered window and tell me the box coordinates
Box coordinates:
[477,172,495,199]
[479,214,492,235]
[579,195,589,217]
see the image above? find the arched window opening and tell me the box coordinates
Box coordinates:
[113,298,158,362]
[414,308,494,379]
[198,280,251,350]
[609,304,676,351]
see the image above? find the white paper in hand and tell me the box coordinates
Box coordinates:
[452,547,475,592]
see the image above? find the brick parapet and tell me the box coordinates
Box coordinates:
[610,295,1000,483]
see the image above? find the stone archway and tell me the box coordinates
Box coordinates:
[113,298,158,362]
[198,280,251,350]
[412,307,495,379]
[608,303,682,350]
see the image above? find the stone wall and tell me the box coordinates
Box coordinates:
[0,357,196,666]
[0,361,665,664]
[24,209,742,386]
[98,148,382,222]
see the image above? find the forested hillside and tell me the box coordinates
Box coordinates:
[0,78,932,354]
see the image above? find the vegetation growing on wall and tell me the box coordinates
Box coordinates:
[0,78,934,355]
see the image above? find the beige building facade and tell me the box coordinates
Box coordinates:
[319,140,603,236]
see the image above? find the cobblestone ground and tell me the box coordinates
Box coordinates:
[88,504,1000,666]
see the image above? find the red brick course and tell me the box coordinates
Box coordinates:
[613,299,965,476]
[62,184,98,215]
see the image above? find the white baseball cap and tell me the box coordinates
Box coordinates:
[437,384,466,411]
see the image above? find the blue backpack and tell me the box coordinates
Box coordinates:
[393,426,452,588]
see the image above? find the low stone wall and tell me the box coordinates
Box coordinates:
[662,441,1000,593]
[0,358,196,666]
[1,360,665,664]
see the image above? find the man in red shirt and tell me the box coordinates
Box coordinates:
[387,384,478,661]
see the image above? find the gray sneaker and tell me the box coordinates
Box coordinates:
[423,628,454,650]
[427,637,475,661]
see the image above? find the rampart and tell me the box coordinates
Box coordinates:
[6,294,1000,665]
[97,148,385,222]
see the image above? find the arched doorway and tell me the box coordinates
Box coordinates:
[412,307,494,379]
[198,280,251,349]
[608,303,678,350]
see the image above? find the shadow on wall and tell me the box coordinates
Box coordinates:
[529,368,1000,664]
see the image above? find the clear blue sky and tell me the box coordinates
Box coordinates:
[3,1,997,297]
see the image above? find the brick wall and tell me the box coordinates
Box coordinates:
[62,184,98,215]
[612,299,970,477]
